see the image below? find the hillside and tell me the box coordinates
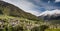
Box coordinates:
[0,1,42,31]
[0,1,39,21]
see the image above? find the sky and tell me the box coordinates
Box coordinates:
[2,0,60,16]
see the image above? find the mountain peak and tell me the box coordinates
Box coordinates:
[39,9,60,16]
[38,9,60,20]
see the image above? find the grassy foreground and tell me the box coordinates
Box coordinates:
[45,29,60,31]
[0,15,40,31]
[0,15,60,31]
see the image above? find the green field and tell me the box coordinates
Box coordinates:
[0,15,41,31]
[45,29,60,31]
[0,15,60,31]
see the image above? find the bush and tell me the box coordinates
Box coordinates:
[31,25,48,31]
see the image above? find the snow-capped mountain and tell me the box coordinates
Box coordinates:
[39,9,60,16]
[39,9,60,20]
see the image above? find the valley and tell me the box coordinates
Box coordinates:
[0,0,60,31]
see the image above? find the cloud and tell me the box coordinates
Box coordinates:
[55,0,60,2]
[2,0,60,16]
[3,0,41,16]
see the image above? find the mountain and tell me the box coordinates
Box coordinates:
[0,1,39,21]
[38,9,60,24]
[38,9,60,20]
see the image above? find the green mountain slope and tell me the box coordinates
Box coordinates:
[0,1,39,21]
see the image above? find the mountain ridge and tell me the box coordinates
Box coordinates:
[0,1,39,21]
[38,9,60,20]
